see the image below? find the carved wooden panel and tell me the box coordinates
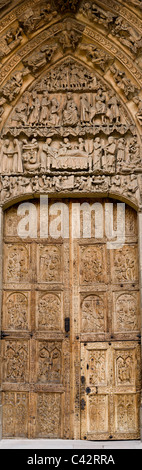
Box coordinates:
[81,342,140,440]
[36,393,62,438]
[2,200,70,439]
[2,392,28,438]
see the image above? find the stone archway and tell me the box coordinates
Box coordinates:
[0,0,142,441]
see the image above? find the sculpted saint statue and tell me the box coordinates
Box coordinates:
[62,92,78,126]
[1,138,23,173]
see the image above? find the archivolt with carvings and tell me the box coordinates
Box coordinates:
[0,1,141,209]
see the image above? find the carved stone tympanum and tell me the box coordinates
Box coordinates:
[0,0,142,442]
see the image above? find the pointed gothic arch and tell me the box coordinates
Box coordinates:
[0,0,142,442]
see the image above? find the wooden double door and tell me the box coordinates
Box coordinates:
[1,199,141,439]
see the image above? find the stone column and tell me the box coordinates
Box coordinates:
[0,207,3,439]
[138,211,142,440]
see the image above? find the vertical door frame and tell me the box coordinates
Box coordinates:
[138,211,142,440]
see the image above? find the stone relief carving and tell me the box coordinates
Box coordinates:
[0,52,141,204]
[23,44,58,74]
[7,75,132,132]
[57,21,82,52]
[18,2,58,35]
[0,138,23,173]
[79,43,113,72]
[111,17,142,55]
[79,2,115,28]
[0,69,29,103]
[0,173,141,205]
[110,64,138,100]
[0,26,23,61]
[0,131,140,175]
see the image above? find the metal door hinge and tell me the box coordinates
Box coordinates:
[1,331,10,339]
[65,317,70,333]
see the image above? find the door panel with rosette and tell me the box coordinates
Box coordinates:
[2,200,70,438]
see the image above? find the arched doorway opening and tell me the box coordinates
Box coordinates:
[1,197,141,440]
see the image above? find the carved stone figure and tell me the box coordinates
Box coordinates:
[0,27,23,60]
[93,137,102,171]
[94,88,106,124]
[39,92,50,125]
[102,136,116,173]
[19,2,58,34]
[62,92,78,126]
[1,139,23,173]
[80,94,91,124]
[58,21,82,52]
[80,1,114,28]
[80,44,112,71]
[28,93,41,126]
[110,64,138,100]
[106,92,120,124]
[23,44,57,74]
[48,97,60,126]
[112,17,142,54]
[40,138,55,171]
[22,138,39,172]
[1,71,24,103]
[117,138,125,168]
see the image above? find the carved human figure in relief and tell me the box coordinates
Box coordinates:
[0,26,23,60]
[1,139,23,173]
[94,88,106,124]
[106,92,120,124]
[80,94,91,124]
[19,3,58,34]
[4,341,28,382]
[116,355,133,384]
[47,97,60,126]
[102,136,116,173]
[6,292,28,330]
[62,92,78,126]
[22,138,39,172]
[28,93,41,126]
[117,138,125,168]
[58,21,82,52]
[114,247,137,282]
[39,91,50,125]
[40,138,55,171]
[93,137,102,171]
